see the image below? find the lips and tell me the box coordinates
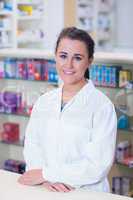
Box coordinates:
[63,70,75,75]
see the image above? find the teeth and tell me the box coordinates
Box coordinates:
[64,71,74,74]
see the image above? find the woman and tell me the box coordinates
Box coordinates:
[18,27,117,193]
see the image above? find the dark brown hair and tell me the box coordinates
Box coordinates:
[55,27,95,78]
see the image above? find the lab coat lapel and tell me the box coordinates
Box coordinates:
[57,83,76,116]
[57,80,94,116]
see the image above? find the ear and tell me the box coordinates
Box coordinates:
[88,57,93,65]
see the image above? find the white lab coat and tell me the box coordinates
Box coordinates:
[24,80,117,192]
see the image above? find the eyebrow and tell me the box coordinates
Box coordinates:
[58,51,67,54]
[74,53,84,57]
[58,51,84,57]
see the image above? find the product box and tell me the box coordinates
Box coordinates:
[110,66,121,88]
[0,60,5,78]
[2,91,22,114]
[2,122,19,142]
[34,59,42,80]
[48,60,58,83]
[4,159,25,174]
[116,141,131,163]
[0,92,5,113]
[89,64,99,86]
[16,59,27,79]
[18,5,33,15]
[122,156,133,168]
[3,122,19,133]
[101,65,106,86]
[119,70,132,88]
[4,58,16,78]
[112,176,133,196]
[41,60,48,81]
[105,66,111,87]
[112,177,121,195]
[26,59,35,80]
[97,65,102,86]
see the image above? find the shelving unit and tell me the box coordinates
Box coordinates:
[0,140,23,147]
[0,10,12,16]
[0,1,14,49]
[0,49,133,195]
[0,50,58,168]
[76,0,115,50]
[0,0,65,50]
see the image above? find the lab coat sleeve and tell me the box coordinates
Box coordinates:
[23,99,43,170]
[43,103,117,187]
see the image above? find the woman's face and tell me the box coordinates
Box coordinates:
[55,38,92,85]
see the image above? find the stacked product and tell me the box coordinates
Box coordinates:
[0,58,58,83]
[89,64,133,88]
[89,64,121,87]
[0,122,19,143]
[116,141,133,168]
[0,91,33,116]
[4,159,25,174]
[112,176,133,196]
[0,91,21,114]
[0,1,12,11]
[119,70,132,88]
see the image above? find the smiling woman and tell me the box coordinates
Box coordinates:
[18,27,117,193]
[55,38,90,86]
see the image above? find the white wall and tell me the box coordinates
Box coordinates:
[44,0,64,51]
[116,0,133,49]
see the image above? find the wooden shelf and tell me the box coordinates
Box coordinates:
[116,162,133,169]
[118,129,133,134]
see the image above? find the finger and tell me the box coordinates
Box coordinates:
[43,182,57,192]
[63,184,75,191]
[18,176,36,186]
[52,183,70,192]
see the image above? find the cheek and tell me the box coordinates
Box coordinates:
[55,60,61,71]
[56,60,65,71]
[76,63,88,75]
[55,62,64,77]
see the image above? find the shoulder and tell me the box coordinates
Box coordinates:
[40,87,59,100]
[86,80,114,111]
[93,87,112,105]
[32,87,60,111]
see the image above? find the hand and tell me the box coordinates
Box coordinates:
[43,181,75,192]
[18,169,45,186]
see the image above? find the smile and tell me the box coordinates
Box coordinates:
[63,70,75,75]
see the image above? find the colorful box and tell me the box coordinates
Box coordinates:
[119,70,132,88]
[2,122,19,142]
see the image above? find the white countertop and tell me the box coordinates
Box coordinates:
[0,170,132,200]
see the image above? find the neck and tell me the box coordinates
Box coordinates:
[62,79,88,103]
[63,79,88,94]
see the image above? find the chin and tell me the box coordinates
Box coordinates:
[62,78,80,85]
[60,77,74,85]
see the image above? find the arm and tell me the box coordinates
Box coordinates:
[19,99,74,192]
[23,101,43,170]
[43,103,117,187]
[18,100,45,185]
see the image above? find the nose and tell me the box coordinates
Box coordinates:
[65,57,73,69]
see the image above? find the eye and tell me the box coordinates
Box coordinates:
[74,56,82,61]
[59,54,67,59]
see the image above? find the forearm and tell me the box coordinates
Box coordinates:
[18,169,45,185]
